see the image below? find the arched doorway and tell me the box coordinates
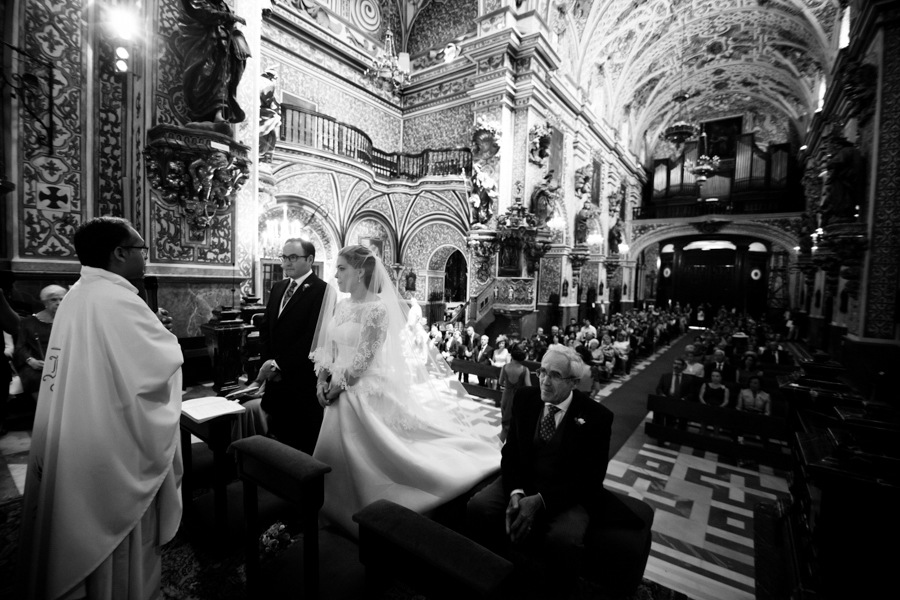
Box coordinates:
[656,237,770,317]
[444,250,467,302]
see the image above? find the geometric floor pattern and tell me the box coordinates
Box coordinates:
[606,413,791,600]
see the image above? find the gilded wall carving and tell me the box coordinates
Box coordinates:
[97,37,125,218]
[20,0,85,258]
[402,103,474,153]
[406,0,478,56]
[155,0,190,126]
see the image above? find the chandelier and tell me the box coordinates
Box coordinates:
[365,30,409,94]
[260,204,325,256]
[686,127,720,186]
[586,232,603,246]
[547,208,566,231]
[661,19,698,145]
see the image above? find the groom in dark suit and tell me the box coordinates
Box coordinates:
[467,345,616,598]
[258,238,328,453]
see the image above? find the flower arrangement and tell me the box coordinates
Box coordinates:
[259,521,293,558]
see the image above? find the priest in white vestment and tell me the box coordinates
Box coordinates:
[18,217,184,600]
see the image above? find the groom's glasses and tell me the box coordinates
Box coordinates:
[281,254,311,263]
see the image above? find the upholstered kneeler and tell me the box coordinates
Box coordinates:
[582,492,655,596]
[508,490,654,597]
[353,499,514,600]
[230,435,332,599]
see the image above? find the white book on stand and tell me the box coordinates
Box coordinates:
[182,396,246,423]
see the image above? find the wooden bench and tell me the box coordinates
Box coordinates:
[449,360,502,405]
[354,499,513,600]
[645,394,791,469]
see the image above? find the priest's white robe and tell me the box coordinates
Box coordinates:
[18,266,184,600]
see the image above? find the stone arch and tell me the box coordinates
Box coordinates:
[427,243,467,272]
[261,194,340,263]
[627,221,799,262]
[346,212,398,265]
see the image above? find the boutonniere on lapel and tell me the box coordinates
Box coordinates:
[575,417,586,426]
[301,283,311,292]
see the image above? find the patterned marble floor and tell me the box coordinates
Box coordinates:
[604,412,791,600]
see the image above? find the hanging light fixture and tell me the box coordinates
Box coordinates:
[586,231,603,246]
[365,30,409,94]
[547,204,566,231]
[661,16,698,145]
[686,125,720,186]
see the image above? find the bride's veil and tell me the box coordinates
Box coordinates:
[310,245,494,441]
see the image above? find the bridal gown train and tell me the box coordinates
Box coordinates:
[311,299,501,537]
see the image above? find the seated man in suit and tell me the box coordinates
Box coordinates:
[704,349,736,387]
[475,334,494,386]
[760,341,793,366]
[467,345,615,599]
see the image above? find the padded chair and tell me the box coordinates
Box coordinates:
[230,435,331,599]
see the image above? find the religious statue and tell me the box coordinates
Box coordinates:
[469,163,497,228]
[574,165,592,198]
[259,69,282,160]
[822,135,863,224]
[531,170,560,227]
[575,201,599,245]
[178,0,250,128]
[608,221,623,256]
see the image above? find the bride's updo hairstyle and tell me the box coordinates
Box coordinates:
[339,245,381,291]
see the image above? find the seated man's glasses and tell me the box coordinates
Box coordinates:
[536,368,576,382]
[121,245,149,259]
[280,254,310,263]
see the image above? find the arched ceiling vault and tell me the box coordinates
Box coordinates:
[560,0,841,158]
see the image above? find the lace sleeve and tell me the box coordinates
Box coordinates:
[349,301,388,378]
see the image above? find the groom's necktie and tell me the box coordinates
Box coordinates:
[539,405,561,442]
[279,280,298,315]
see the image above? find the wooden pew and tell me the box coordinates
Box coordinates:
[645,394,791,469]
[448,359,502,405]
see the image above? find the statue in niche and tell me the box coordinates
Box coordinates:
[822,135,864,224]
[608,221,623,256]
[531,170,560,227]
[575,201,599,245]
[178,0,250,130]
[259,69,282,160]
[574,165,592,198]
[499,242,521,277]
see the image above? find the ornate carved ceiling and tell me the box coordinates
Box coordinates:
[555,0,841,156]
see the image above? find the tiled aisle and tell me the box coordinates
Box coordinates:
[604,413,791,600]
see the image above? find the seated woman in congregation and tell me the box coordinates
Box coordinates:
[698,369,730,436]
[737,375,771,416]
[14,285,67,401]
[612,330,631,374]
[311,246,500,537]
[682,345,705,379]
[735,352,764,390]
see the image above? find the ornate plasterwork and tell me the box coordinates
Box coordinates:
[406,0,478,56]
[404,223,467,271]
[538,256,562,303]
[864,23,900,340]
[347,217,396,264]
[428,244,462,271]
[20,0,85,258]
[402,103,474,153]
[627,220,800,261]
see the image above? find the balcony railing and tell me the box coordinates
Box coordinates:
[633,197,805,220]
[280,104,472,181]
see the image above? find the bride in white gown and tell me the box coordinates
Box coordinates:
[310,245,501,537]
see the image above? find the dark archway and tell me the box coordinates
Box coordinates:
[444,250,467,302]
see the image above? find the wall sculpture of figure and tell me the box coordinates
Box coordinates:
[608,221,623,256]
[574,165,592,198]
[178,0,250,127]
[531,170,560,227]
[259,69,282,160]
[575,201,599,245]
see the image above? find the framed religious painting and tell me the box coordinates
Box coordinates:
[359,237,384,260]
